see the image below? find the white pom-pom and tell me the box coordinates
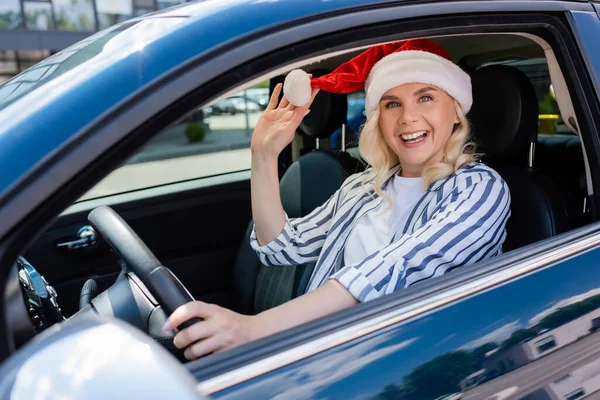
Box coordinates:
[283,69,311,107]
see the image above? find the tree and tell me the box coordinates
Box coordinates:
[500,328,537,350]
[401,350,474,399]
[471,342,499,370]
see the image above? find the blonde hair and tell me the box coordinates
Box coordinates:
[358,99,478,206]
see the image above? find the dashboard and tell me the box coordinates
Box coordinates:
[5,257,64,349]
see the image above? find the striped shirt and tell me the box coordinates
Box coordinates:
[250,162,511,303]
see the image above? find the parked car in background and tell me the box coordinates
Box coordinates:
[209,98,238,115]
[1,1,600,399]
[230,95,262,112]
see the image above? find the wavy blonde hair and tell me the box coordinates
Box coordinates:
[358,99,478,206]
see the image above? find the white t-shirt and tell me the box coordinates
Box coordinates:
[344,174,424,267]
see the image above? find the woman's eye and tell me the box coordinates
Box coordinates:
[385,101,400,108]
[419,95,433,103]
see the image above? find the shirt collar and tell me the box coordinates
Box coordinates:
[381,164,402,190]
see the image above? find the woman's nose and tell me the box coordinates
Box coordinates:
[399,106,418,125]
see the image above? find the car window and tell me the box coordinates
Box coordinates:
[79,82,269,201]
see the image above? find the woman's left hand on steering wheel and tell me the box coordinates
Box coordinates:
[163,302,261,360]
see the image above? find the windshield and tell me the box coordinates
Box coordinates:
[0,16,186,111]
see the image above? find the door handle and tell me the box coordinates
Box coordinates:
[56,226,98,250]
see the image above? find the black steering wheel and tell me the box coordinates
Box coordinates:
[87,205,201,332]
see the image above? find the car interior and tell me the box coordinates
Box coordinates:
[9,32,595,360]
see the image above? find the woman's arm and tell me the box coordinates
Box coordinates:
[163,280,357,360]
[330,168,511,302]
[250,83,319,245]
[248,82,347,267]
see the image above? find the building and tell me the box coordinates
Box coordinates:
[0,0,194,84]
[482,308,600,378]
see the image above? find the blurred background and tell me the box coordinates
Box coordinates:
[0,0,195,84]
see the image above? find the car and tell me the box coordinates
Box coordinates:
[229,96,263,112]
[210,98,238,115]
[1,1,600,399]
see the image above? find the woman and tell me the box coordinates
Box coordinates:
[163,39,511,360]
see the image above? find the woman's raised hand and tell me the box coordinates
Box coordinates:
[250,82,319,159]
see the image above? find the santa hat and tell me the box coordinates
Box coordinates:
[283,38,472,114]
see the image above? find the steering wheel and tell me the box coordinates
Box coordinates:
[87,206,201,332]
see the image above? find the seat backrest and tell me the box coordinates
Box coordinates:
[469,65,567,251]
[537,133,588,229]
[231,84,362,315]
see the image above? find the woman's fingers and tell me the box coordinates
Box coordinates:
[279,95,290,109]
[173,319,217,349]
[164,300,258,360]
[266,83,282,111]
[184,336,222,360]
[162,301,213,331]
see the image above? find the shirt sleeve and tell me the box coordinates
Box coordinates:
[331,170,511,302]
[249,172,356,266]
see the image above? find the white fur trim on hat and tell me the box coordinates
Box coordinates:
[365,50,472,114]
[283,69,312,107]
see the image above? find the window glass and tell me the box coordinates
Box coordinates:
[535,335,557,353]
[79,82,269,201]
[24,1,54,30]
[96,0,133,29]
[0,19,185,111]
[0,51,18,75]
[135,8,154,17]
[53,0,95,31]
[565,388,585,400]
[135,0,156,7]
[0,0,22,30]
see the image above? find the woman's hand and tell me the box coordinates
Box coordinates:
[250,82,319,159]
[162,301,262,360]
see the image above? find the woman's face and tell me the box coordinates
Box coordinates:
[378,83,459,177]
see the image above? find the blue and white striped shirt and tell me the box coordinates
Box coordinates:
[250,162,511,303]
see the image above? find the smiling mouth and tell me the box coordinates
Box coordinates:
[401,130,428,144]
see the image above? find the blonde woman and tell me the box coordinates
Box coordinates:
[163,39,511,360]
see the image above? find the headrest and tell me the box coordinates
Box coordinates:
[468,65,538,166]
[298,69,348,139]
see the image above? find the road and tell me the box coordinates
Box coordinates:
[462,332,600,399]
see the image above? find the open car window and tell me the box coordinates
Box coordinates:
[79,82,269,201]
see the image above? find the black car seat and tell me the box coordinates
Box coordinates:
[469,65,568,251]
[231,85,365,315]
[536,133,588,230]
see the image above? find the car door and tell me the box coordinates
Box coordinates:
[22,96,264,317]
[203,227,600,399]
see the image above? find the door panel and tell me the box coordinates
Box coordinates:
[24,175,252,317]
[213,242,600,400]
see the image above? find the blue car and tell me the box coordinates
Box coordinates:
[2,1,600,399]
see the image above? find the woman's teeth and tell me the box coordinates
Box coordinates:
[401,130,428,143]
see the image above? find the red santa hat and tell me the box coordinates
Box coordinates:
[283,38,472,114]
